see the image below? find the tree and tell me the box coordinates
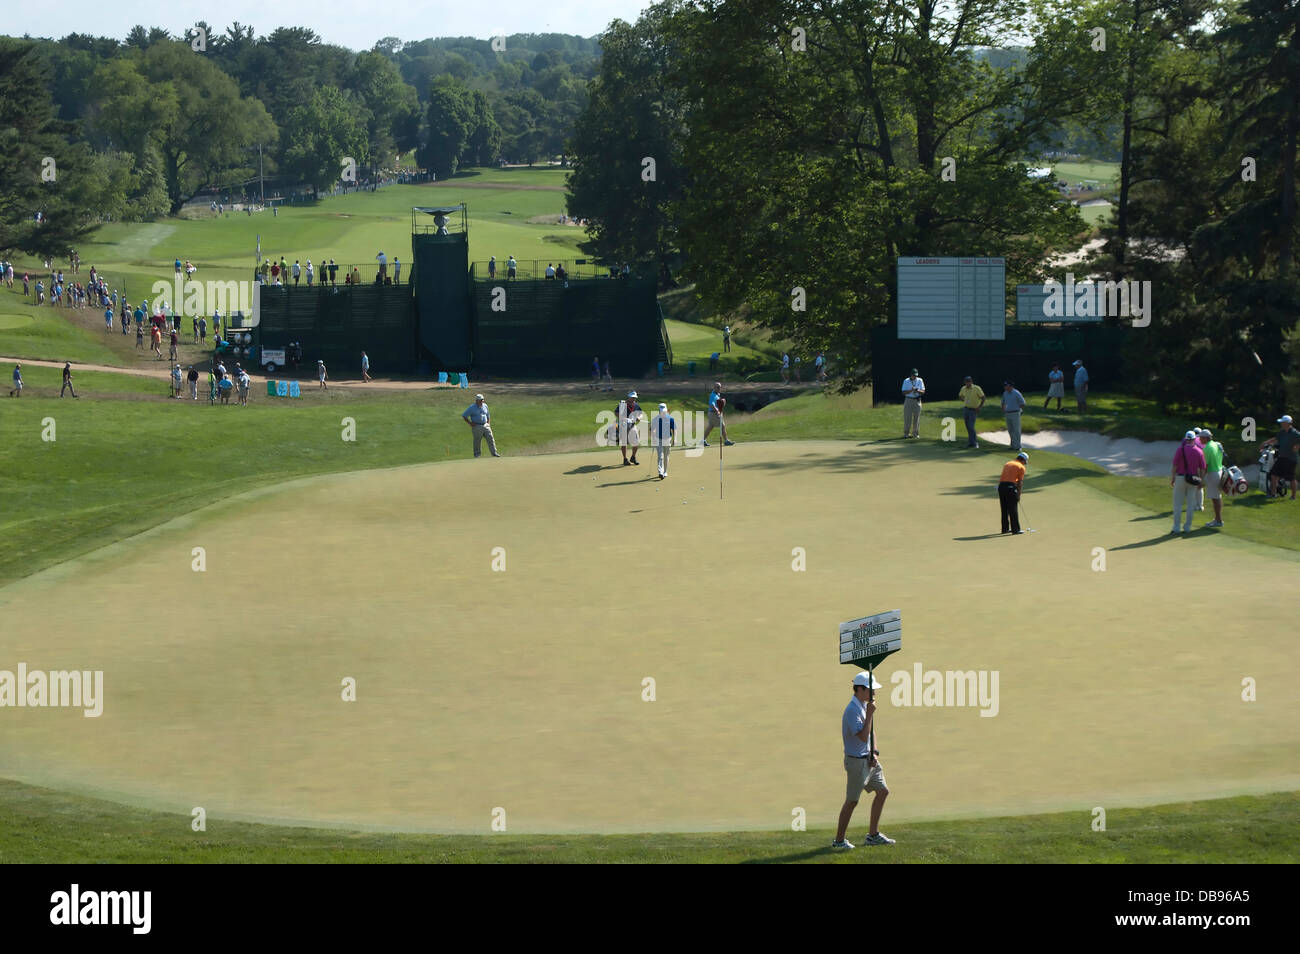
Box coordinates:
[95,41,276,213]
[566,6,691,268]
[0,40,104,257]
[351,50,421,170]
[282,86,369,193]
[662,0,1085,390]
[419,78,475,178]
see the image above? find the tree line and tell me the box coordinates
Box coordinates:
[0,27,599,239]
[564,0,1300,416]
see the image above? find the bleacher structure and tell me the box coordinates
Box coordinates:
[244,205,669,378]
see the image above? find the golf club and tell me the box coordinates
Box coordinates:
[1019,494,1036,532]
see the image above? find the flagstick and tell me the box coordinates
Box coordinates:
[719,413,724,500]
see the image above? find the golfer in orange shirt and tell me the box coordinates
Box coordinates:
[999,452,1028,534]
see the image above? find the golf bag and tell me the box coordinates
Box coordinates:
[1222,465,1249,496]
[1258,445,1277,494]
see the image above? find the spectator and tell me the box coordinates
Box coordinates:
[488,256,497,280]
[723,325,731,353]
[815,352,827,382]
[60,362,77,398]
[507,256,517,280]
[9,363,22,397]
[1261,414,1299,500]
[329,260,338,284]
[361,351,371,383]
[709,352,720,372]
[187,365,199,401]
[1001,380,1026,451]
[958,375,985,448]
[545,263,556,280]
[171,363,183,398]
[462,393,502,457]
[317,360,328,389]
[901,369,925,438]
[393,257,401,285]
[590,356,600,390]
[375,250,388,281]
[702,381,735,447]
[601,360,613,391]
[780,353,790,384]
[1044,362,1065,411]
[306,260,314,286]
[1073,359,1089,413]
[292,260,301,285]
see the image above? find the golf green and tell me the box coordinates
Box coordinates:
[1,441,1295,832]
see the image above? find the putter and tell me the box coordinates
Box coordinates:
[1018,495,1036,532]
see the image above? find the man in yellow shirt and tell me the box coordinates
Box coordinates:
[958,375,985,448]
[999,452,1028,534]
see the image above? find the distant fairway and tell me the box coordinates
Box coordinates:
[2,440,1296,833]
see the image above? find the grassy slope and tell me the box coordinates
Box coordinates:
[0,779,1292,863]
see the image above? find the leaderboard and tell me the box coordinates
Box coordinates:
[896,256,1007,340]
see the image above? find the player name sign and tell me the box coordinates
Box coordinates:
[839,610,902,668]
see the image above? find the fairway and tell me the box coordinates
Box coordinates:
[1,440,1296,833]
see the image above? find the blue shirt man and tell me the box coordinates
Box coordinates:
[462,393,500,457]
[1073,360,1089,412]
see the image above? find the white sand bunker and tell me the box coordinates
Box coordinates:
[982,429,1260,480]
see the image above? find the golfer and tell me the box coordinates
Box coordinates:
[317,360,328,389]
[1262,414,1299,500]
[958,375,985,447]
[833,672,894,849]
[462,393,501,457]
[902,368,925,438]
[9,363,21,397]
[701,382,735,447]
[60,362,78,398]
[651,403,676,479]
[1170,430,1206,534]
[999,452,1029,534]
[361,351,371,383]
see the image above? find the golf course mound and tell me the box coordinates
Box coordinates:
[1,441,1296,832]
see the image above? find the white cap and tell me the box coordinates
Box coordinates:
[1279,415,1293,424]
[658,403,667,412]
[1072,359,1082,366]
[475,393,484,400]
[628,390,638,398]
[1200,428,1213,439]
[852,672,883,690]
[1184,430,1197,440]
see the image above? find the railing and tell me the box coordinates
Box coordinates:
[657,302,673,369]
[469,260,640,282]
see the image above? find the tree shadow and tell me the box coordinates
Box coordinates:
[564,464,605,475]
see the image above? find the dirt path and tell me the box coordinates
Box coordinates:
[0,354,806,397]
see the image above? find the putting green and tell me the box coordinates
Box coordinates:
[1,441,1296,833]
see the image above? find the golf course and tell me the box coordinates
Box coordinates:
[2,169,1298,863]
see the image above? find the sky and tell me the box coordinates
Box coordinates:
[18,0,655,49]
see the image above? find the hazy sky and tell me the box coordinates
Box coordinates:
[18,1,654,49]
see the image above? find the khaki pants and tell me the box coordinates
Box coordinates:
[903,397,921,437]
[1172,478,1197,530]
[472,423,498,457]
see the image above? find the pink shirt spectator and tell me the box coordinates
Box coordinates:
[1174,442,1205,475]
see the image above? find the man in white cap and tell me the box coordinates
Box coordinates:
[616,390,642,465]
[462,393,501,457]
[1198,428,1225,526]
[650,402,675,479]
[999,451,1029,534]
[1261,414,1299,499]
[1072,359,1089,413]
[833,672,894,849]
[902,368,925,437]
[1170,430,1206,533]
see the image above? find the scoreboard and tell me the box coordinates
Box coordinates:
[897,257,1006,340]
